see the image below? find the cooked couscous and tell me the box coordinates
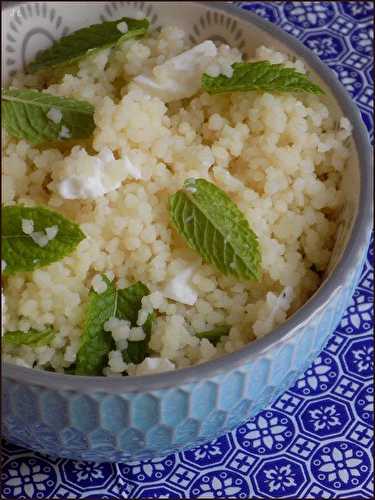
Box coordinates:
[1,17,352,376]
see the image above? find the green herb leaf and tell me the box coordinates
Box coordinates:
[169,178,261,280]
[196,324,230,346]
[75,279,153,375]
[75,276,117,376]
[1,89,95,145]
[202,61,324,95]
[2,205,85,275]
[123,311,156,365]
[3,327,54,347]
[117,282,155,365]
[117,282,150,324]
[28,17,150,73]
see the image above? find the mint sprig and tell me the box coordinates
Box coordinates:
[169,178,261,280]
[28,17,149,73]
[202,61,324,95]
[1,89,95,145]
[196,325,230,346]
[75,278,153,375]
[3,327,54,347]
[2,205,85,275]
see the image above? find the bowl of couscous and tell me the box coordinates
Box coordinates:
[1,1,372,461]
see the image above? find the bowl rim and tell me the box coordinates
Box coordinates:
[2,1,373,392]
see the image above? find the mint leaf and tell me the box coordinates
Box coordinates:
[28,17,149,73]
[117,282,154,365]
[75,276,116,376]
[123,311,156,365]
[1,89,95,145]
[196,324,230,346]
[75,279,153,375]
[202,61,323,95]
[3,327,54,347]
[169,178,261,280]
[2,205,85,275]
[117,282,150,324]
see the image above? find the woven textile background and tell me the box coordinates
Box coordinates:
[1,2,373,499]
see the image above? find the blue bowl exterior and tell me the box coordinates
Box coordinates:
[2,251,367,462]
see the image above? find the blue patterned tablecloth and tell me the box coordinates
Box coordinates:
[1,2,373,499]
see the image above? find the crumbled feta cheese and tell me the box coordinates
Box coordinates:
[58,174,106,199]
[55,147,141,200]
[27,225,59,248]
[134,41,218,102]
[1,260,7,272]
[30,231,49,247]
[117,21,128,34]
[91,274,108,294]
[164,263,199,306]
[47,107,63,124]
[128,357,175,376]
[45,225,59,240]
[21,218,34,235]
[59,126,71,139]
